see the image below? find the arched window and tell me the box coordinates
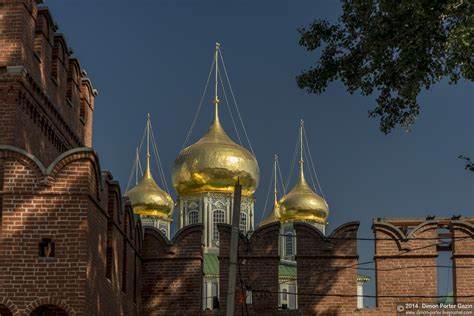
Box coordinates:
[187,210,199,225]
[239,212,247,232]
[285,232,293,256]
[281,288,288,303]
[213,210,225,241]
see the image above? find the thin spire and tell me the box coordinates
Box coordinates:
[213,42,221,123]
[145,113,152,178]
[299,119,305,182]
[273,154,278,207]
[135,147,140,185]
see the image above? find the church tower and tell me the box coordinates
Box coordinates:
[172,43,260,310]
[126,115,175,238]
[172,44,260,251]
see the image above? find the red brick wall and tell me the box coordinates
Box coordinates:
[0,0,96,166]
[141,225,203,316]
[0,148,141,316]
[217,222,280,315]
[451,221,474,305]
[368,221,439,314]
[294,222,360,315]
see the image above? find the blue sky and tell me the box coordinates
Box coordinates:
[46,0,473,304]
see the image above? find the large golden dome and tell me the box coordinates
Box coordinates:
[172,109,259,197]
[126,166,174,220]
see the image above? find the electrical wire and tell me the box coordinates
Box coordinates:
[276,233,472,241]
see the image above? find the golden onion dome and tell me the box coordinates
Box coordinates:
[278,119,329,224]
[278,173,329,224]
[260,154,282,227]
[125,166,174,220]
[260,203,280,227]
[172,108,260,197]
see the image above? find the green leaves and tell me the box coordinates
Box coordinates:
[297,0,473,134]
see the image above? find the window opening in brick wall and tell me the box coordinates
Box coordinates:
[245,290,253,305]
[437,227,453,303]
[39,238,55,257]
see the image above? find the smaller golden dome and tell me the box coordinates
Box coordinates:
[278,119,329,224]
[260,154,282,227]
[260,203,281,226]
[125,167,174,220]
[278,174,328,224]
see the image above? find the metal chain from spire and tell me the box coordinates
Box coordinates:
[219,68,243,145]
[125,122,148,192]
[149,120,171,194]
[134,147,144,185]
[285,130,300,191]
[303,143,318,191]
[218,47,256,155]
[302,126,326,200]
[276,157,287,195]
[180,58,215,151]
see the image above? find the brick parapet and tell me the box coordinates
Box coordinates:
[0,0,97,165]
[141,225,203,316]
[0,146,141,315]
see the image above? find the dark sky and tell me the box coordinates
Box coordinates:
[46,0,473,304]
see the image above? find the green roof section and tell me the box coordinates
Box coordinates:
[279,263,297,279]
[204,255,371,284]
[204,253,219,277]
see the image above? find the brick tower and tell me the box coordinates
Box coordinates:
[0,1,141,315]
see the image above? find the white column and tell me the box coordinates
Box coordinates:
[357,282,363,308]
[203,196,208,248]
[226,195,231,224]
[179,199,184,229]
[250,201,254,231]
